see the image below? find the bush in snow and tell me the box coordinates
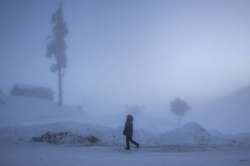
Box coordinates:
[10,84,54,101]
[170,98,191,127]
[32,131,100,145]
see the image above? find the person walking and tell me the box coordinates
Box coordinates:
[123,114,139,150]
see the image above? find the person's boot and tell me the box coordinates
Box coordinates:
[136,143,139,148]
[125,147,130,150]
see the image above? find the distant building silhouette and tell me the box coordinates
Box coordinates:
[11,84,54,101]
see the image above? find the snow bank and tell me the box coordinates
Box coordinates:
[0,95,250,146]
[158,122,211,145]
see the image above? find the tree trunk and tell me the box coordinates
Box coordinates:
[178,117,182,128]
[58,67,63,106]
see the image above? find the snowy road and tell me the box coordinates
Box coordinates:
[1,143,250,166]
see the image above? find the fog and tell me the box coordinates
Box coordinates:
[1,0,250,133]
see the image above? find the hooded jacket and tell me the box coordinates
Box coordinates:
[123,115,133,137]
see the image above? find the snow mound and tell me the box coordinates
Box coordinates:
[159,122,212,145]
[0,122,109,143]
[1,95,250,146]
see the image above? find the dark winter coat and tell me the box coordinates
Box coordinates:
[123,120,133,137]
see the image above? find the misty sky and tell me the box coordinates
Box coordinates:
[1,0,250,108]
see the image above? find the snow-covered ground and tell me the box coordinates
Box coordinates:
[1,143,250,166]
[1,95,250,166]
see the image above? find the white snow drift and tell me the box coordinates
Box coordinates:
[0,95,250,146]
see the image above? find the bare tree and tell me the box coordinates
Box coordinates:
[46,3,68,106]
[170,98,191,127]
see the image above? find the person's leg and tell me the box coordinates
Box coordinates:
[130,137,139,148]
[126,136,130,150]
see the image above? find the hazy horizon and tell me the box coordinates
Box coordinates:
[1,0,250,133]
